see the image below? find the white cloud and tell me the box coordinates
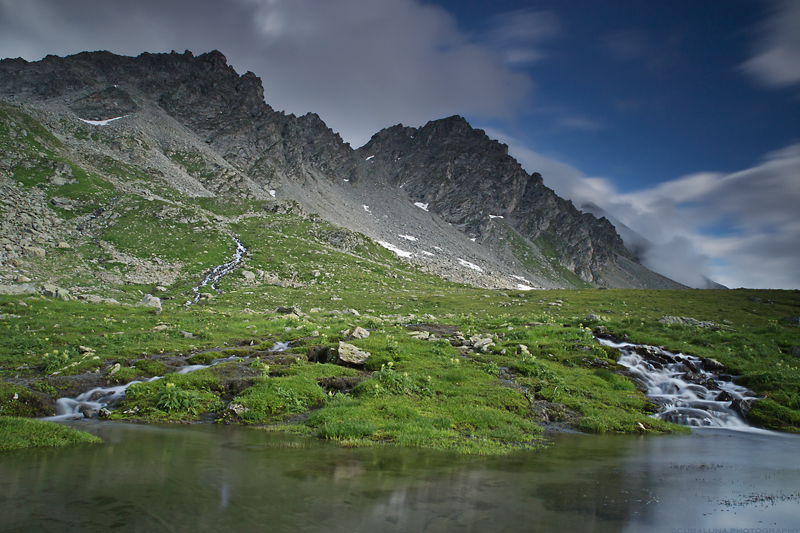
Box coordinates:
[741,0,800,88]
[0,0,532,147]
[482,128,800,289]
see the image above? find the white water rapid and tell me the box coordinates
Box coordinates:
[597,337,760,429]
[47,342,290,421]
[187,236,247,305]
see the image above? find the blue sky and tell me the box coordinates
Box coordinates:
[1,0,798,288]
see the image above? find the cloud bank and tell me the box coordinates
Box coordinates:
[485,129,800,289]
[0,0,531,147]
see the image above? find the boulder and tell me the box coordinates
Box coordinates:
[274,305,302,315]
[701,357,725,372]
[41,283,70,300]
[351,326,370,339]
[337,342,370,366]
[241,270,256,281]
[731,398,756,419]
[140,294,162,309]
[22,246,46,258]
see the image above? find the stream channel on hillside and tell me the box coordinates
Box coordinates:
[3,337,800,531]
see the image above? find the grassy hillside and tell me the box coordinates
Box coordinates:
[1,102,799,454]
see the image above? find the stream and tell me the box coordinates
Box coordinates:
[186,235,247,305]
[596,336,760,429]
[47,342,290,421]
[19,329,798,529]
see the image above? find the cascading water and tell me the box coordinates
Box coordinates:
[596,336,760,429]
[186,235,247,305]
[47,342,290,421]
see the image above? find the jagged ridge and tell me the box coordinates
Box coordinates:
[0,49,684,289]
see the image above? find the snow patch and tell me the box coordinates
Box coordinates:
[421,250,434,256]
[414,202,429,211]
[457,258,483,272]
[398,234,417,242]
[363,205,370,213]
[269,190,276,198]
[365,155,375,161]
[434,246,443,251]
[489,215,504,219]
[511,277,535,291]
[378,241,413,258]
[79,116,127,126]
[343,179,350,182]
[470,238,476,242]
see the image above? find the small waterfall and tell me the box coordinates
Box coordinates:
[596,337,760,429]
[47,342,290,421]
[187,236,247,305]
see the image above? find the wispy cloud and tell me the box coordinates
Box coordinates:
[558,116,605,132]
[0,0,532,147]
[483,128,800,289]
[483,8,560,66]
[741,0,800,88]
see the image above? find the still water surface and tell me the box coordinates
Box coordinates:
[1,423,798,532]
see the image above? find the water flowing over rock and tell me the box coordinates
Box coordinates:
[187,235,246,305]
[596,335,760,428]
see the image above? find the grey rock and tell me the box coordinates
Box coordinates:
[337,342,370,365]
[22,246,46,258]
[41,283,70,300]
[351,326,370,339]
[140,294,162,308]
[0,283,36,295]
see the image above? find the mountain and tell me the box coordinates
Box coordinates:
[0,50,684,291]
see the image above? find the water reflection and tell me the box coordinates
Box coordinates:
[0,423,798,532]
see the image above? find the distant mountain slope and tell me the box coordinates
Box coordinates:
[0,50,685,290]
[580,202,727,289]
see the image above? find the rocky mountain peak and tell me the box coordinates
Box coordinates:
[0,49,685,290]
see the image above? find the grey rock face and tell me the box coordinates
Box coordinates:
[0,50,685,290]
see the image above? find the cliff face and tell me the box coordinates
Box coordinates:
[0,50,683,289]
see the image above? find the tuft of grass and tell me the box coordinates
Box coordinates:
[0,416,101,452]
